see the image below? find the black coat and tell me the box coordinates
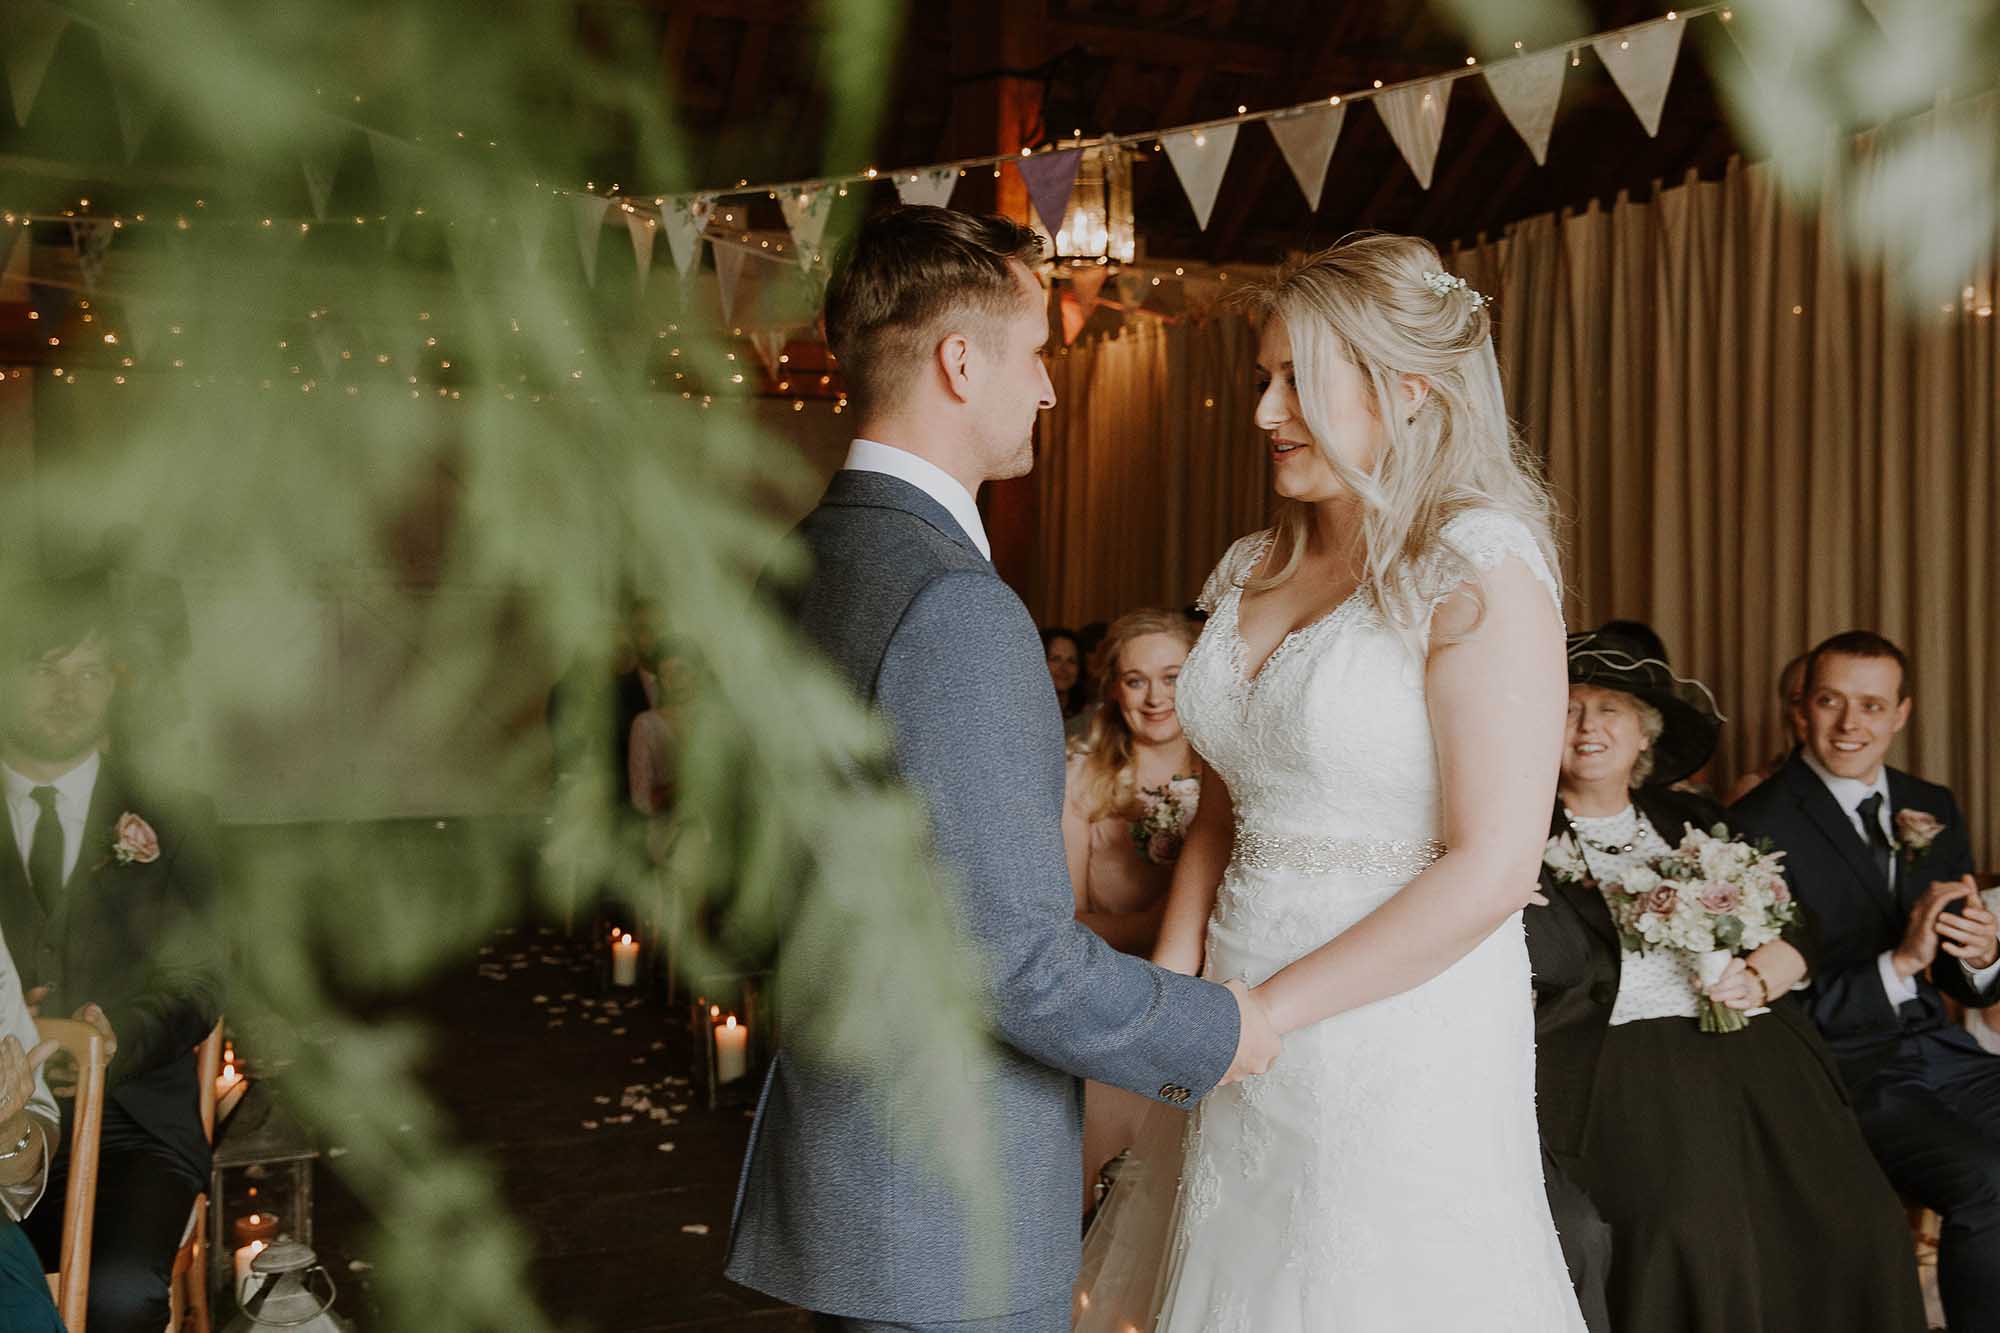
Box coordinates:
[1729,749,1994,1085]
[0,762,224,1182]
[1525,784,1833,1159]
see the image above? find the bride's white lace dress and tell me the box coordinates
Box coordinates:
[1075,510,1586,1332]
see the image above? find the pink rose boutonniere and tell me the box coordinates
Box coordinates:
[112,813,161,866]
[1893,809,1944,863]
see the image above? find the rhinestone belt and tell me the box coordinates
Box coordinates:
[1231,827,1447,879]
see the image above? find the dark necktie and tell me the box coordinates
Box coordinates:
[1856,791,1894,888]
[27,786,65,912]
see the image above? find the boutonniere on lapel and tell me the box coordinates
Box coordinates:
[111,812,161,866]
[1893,809,1944,864]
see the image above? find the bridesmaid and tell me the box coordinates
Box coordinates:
[1060,609,1201,1213]
[1528,624,1926,1333]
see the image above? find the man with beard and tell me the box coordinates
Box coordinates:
[0,577,222,1333]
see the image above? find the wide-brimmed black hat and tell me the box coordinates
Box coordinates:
[1566,625,1723,787]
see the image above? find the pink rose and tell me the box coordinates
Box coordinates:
[1771,880,1791,904]
[1696,883,1742,915]
[1641,884,1680,918]
[113,812,160,865]
[1895,810,1944,855]
[1147,831,1183,864]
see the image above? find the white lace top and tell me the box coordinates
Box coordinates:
[1565,805,1772,1025]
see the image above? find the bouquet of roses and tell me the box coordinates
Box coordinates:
[1130,783,1190,865]
[1546,822,1800,1033]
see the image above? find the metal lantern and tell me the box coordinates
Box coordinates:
[1051,146,1135,264]
[223,1240,353,1333]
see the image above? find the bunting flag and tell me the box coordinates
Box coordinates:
[1016,148,1084,236]
[570,193,611,285]
[661,194,713,278]
[517,189,551,270]
[1375,79,1453,189]
[100,35,166,160]
[69,219,115,293]
[1161,124,1239,230]
[366,131,423,248]
[300,137,345,221]
[1058,293,1090,346]
[1484,48,1567,166]
[748,329,787,377]
[1594,18,1687,138]
[624,210,657,295]
[1067,265,1108,310]
[895,166,958,208]
[714,238,751,326]
[0,229,29,302]
[778,185,835,271]
[2,0,68,128]
[1266,103,1346,211]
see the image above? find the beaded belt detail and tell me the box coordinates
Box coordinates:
[1231,828,1447,879]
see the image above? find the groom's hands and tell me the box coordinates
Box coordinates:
[1219,979,1280,1086]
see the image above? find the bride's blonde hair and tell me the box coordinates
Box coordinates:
[1237,233,1558,640]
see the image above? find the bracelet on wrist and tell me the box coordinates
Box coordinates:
[1743,961,1771,1007]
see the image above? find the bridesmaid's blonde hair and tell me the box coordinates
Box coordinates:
[1068,608,1200,822]
[1237,233,1558,640]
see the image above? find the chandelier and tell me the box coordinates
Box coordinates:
[1052,145,1134,264]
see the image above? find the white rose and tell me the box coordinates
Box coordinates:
[1618,865,1661,897]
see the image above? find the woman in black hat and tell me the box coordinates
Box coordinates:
[1527,626,1926,1333]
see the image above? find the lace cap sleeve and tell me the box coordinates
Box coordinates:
[1430,510,1563,619]
[1196,529,1273,614]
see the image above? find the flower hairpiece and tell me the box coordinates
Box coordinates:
[1421,269,1489,309]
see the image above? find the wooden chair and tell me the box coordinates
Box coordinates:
[165,1022,223,1333]
[37,1015,116,1333]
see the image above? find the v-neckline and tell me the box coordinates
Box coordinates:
[1229,579,1364,688]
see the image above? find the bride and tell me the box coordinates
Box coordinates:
[1075,235,1586,1331]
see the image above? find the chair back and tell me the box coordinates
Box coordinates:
[36,1015,116,1333]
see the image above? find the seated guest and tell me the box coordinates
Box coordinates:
[628,642,694,865]
[0,579,223,1333]
[0,927,61,1333]
[1060,609,1200,1215]
[1529,626,1924,1333]
[1064,620,1111,740]
[1725,650,1809,803]
[1732,631,2000,1330]
[1039,626,1084,720]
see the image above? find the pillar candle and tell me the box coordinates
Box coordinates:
[611,932,639,987]
[715,1014,748,1084]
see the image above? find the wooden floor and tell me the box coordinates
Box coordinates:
[310,922,809,1331]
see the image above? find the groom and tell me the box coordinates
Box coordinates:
[724,206,1277,1333]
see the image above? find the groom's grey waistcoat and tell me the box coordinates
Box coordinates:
[724,468,1239,1323]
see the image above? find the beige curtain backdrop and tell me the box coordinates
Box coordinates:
[1029,316,1272,628]
[1034,99,1998,858]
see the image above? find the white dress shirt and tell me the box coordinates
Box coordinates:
[841,438,991,560]
[2,750,101,887]
[1800,748,2000,1004]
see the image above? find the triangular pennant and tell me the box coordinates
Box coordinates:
[68,219,115,293]
[624,209,657,295]
[895,166,958,208]
[1,0,69,129]
[1059,293,1089,346]
[0,228,29,301]
[300,136,345,221]
[1484,48,1567,166]
[1593,19,1687,138]
[366,131,423,249]
[570,193,612,286]
[1265,103,1346,211]
[660,194,713,278]
[1161,124,1239,230]
[100,35,166,161]
[748,330,786,377]
[1016,148,1084,235]
[779,186,835,271]
[714,238,750,326]
[1068,266,1108,308]
[1375,79,1453,189]
[517,189,551,270]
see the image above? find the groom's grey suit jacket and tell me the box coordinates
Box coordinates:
[724,468,1240,1323]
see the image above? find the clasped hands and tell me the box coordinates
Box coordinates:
[1892,875,2000,979]
[21,986,115,1098]
[1219,978,1282,1087]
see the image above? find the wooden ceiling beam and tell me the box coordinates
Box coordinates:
[1047,19,1287,73]
[725,21,776,122]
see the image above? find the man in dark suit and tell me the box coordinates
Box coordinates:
[0,578,222,1333]
[1731,630,1999,1329]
